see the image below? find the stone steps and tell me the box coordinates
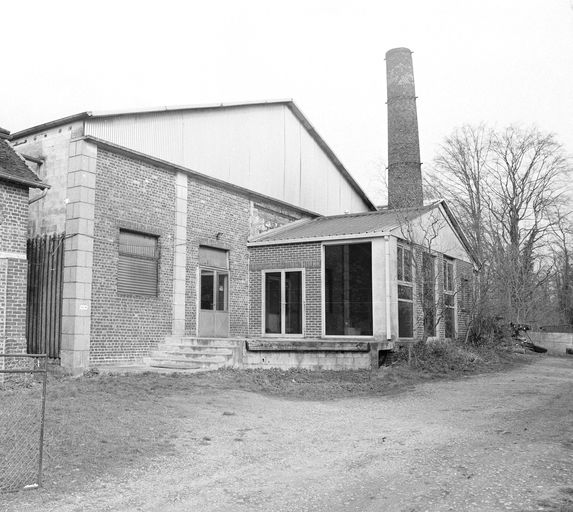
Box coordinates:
[150,337,242,370]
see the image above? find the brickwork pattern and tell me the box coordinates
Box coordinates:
[249,243,322,337]
[0,182,28,254]
[184,183,308,338]
[386,47,424,209]
[90,149,175,365]
[185,180,251,337]
[249,201,303,238]
[0,182,29,361]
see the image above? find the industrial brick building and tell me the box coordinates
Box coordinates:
[8,49,478,374]
[10,100,376,373]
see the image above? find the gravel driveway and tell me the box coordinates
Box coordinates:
[7,356,573,512]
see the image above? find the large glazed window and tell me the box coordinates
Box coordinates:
[324,242,372,336]
[443,258,455,338]
[423,252,436,337]
[397,244,413,338]
[118,230,159,296]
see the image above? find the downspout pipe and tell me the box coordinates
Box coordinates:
[23,154,47,204]
[29,189,47,204]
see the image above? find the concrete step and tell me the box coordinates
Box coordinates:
[149,360,203,370]
[164,336,242,348]
[151,336,242,370]
[150,351,229,363]
[150,358,232,370]
[154,345,234,356]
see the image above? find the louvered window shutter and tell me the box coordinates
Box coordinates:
[118,230,159,296]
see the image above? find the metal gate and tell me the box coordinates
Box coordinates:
[0,354,47,492]
[26,234,65,358]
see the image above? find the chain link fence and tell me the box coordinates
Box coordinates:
[0,354,47,492]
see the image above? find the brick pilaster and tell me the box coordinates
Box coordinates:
[172,172,187,335]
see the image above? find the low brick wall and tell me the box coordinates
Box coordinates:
[529,332,573,356]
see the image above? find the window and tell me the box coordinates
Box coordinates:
[118,230,159,296]
[397,244,413,338]
[324,242,372,336]
[443,258,455,338]
[423,253,436,337]
[200,270,228,311]
[263,270,303,335]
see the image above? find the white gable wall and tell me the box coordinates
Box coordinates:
[85,104,370,216]
[390,205,472,263]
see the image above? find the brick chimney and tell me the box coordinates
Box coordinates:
[386,47,423,209]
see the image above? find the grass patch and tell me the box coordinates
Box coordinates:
[1,341,526,498]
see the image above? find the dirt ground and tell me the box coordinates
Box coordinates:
[4,356,573,512]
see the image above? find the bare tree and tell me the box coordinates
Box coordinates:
[431,124,491,263]
[551,209,573,325]
[429,124,572,327]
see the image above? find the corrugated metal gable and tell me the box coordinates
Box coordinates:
[84,102,373,216]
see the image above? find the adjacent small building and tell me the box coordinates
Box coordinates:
[0,129,47,365]
[248,201,475,349]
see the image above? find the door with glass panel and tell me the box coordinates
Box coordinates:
[263,271,303,335]
[198,247,229,337]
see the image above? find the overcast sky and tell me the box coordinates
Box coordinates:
[2,0,572,204]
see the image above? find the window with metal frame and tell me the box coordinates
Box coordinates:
[397,244,414,338]
[443,258,455,338]
[118,230,159,296]
[423,252,436,337]
[263,270,303,335]
[324,242,372,336]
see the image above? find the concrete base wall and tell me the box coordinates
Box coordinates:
[241,348,372,370]
[529,332,573,356]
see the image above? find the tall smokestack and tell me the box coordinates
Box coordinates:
[386,47,423,209]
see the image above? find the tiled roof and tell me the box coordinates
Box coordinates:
[250,203,440,244]
[0,139,47,188]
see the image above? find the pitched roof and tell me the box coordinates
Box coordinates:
[249,199,479,266]
[249,203,440,244]
[0,138,47,189]
[10,99,375,211]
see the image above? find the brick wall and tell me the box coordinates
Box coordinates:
[0,181,29,359]
[248,243,322,337]
[91,148,308,362]
[0,182,28,254]
[249,201,303,238]
[90,149,175,365]
[184,182,309,337]
[185,180,251,336]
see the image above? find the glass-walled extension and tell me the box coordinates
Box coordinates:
[324,242,372,336]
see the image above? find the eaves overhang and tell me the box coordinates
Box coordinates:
[247,231,393,247]
[0,173,49,189]
[10,112,91,140]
